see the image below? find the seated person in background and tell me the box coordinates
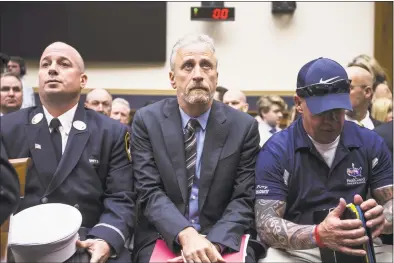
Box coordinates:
[213,85,228,102]
[0,136,20,225]
[110,98,131,126]
[371,98,393,123]
[0,53,10,74]
[374,120,393,156]
[223,89,249,113]
[0,72,23,116]
[256,95,287,147]
[7,56,36,108]
[131,34,264,263]
[1,42,136,262]
[85,88,113,116]
[255,57,393,262]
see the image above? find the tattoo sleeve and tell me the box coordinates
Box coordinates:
[255,199,316,250]
[372,185,393,234]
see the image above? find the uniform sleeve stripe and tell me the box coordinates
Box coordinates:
[94,223,126,242]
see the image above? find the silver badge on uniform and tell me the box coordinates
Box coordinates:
[73,120,86,131]
[31,113,43,124]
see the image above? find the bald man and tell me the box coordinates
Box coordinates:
[346,66,381,129]
[85,88,113,116]
[223,89,249,112]
[0,42,136,262]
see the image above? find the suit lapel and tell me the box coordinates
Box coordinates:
[199,101,229,211]
[160,99,188,203]
[25,107,58,188]
[45,103,90,196]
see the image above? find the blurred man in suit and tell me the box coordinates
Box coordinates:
[85,88,113,116]
[0,138,20,225]
[223,89,249,113]
[131,34,263,263]
[345,66,381,129]
[0,73,23,116]
[1,42,135,262]
[7,56,36,108]
[110,98,131,126]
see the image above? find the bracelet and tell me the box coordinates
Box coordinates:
[315,224,325,248]
[309,225,316,246]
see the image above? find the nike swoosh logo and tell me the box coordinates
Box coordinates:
[319,76,340,84]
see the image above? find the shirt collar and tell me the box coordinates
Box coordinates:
[345,111,373,127]
[179,106,211,131]
[294,116,362,150]
[43,103,78,135]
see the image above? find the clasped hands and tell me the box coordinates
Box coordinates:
[317,194,386,256]
[168,227,226,263]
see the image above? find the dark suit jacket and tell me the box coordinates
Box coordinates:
[374,121,393,155]
[131,98,262,259]
[0,138,20,225]
[371,117,382,128]
[0,102,136,261]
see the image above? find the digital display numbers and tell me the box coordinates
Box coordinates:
[191,7,235,21]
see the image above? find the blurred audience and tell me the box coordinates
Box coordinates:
[0,53,10,74]
[84,88,113,116]
[0,72,23,116]
[110,98,131,125]
[371,98,393,123]
[7,56,36,108]
[213,86,228,102]
[222,90,249,113]
[345,65,380,129]
[256,95,287,146]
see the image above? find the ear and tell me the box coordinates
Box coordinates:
[169,71,176,90]
[243,103,249,113]
[80,74,88,90]
[293,95,303,113]
[364,86,373,99]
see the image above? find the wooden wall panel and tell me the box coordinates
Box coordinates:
[374,2,393,91]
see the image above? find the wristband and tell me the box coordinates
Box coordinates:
[309,225,316,246]
[315,224,325,248]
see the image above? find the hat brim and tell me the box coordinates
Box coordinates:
[305,93,352,115]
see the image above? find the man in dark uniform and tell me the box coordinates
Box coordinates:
[0,42,135,263]
[0,138,20,225]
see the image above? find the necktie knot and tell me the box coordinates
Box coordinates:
[270,127,277,134]
[186,119,200,132]
[50,118,62,131]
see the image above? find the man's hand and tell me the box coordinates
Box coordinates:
[76,239,111,263]
[354,194,386,238]
[169,227,225,263]
[318,198,369,256]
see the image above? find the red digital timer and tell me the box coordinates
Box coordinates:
[191,7,235,21]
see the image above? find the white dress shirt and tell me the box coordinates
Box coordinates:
[345,111,375,130]
[42,104,78,154]
[258,121,281,147]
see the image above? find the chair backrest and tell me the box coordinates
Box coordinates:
[0,158,30,263]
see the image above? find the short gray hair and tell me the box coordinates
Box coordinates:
[170,34,217,70]
[112,98,130,109]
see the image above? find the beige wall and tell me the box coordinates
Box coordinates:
[24,2,374,92]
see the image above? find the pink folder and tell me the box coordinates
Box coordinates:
[150,234,250,263]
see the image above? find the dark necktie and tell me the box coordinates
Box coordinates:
[50,118,62,164]
[270,127,277,134]
[184,119,200,200]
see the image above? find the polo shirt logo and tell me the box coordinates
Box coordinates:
[346,163,365,185]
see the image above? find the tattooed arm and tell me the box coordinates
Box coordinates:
[255,199,316,250]
[372,184,393,234]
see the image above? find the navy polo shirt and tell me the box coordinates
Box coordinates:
[255,117,393,225]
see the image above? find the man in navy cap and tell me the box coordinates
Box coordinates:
[255,58,393,262]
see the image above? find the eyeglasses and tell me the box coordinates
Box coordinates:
[296,79,351,98]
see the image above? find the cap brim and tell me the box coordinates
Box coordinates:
[305,93,352,115]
